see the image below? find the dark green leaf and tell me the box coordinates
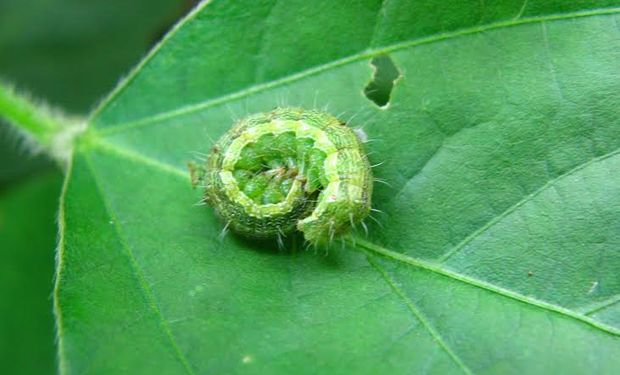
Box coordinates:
[0,172,62,374]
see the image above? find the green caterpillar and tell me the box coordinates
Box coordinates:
[190,107,373,245]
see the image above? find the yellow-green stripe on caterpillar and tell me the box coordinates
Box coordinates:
[189,107,373,245]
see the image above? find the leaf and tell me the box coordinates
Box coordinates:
[56,1,620,373]
[0,172,63,375]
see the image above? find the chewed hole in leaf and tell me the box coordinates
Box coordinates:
[363,54,401,108]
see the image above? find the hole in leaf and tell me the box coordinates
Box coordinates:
[364,55,400,108]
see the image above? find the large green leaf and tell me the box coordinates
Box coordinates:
[56,1,620,373]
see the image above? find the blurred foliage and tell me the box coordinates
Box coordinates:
[0,173,62,375]
[0,0,192,373]
[0,0,194,187]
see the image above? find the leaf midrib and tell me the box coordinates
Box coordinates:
[354,237,620,337]
[93,7,620,135]
[74,139,477,374]
[80,138,620,338]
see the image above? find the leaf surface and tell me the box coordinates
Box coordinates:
[57,1,620,373]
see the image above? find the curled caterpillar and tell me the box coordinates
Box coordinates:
[189,107,373,244]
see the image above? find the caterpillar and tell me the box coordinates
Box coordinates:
[189,107,373,245]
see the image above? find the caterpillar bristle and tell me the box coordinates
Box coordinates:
[360,220,369,237]
[349,213,357,230]
[225,103,241,122]
[218,221,231,242]
[373,178,392,187]
[368,214,383,228]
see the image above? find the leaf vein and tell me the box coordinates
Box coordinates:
[584,294,620,316]
[352,237,620,337]
[96,7,620,135]
[253,0,280,83]
[367,255,474,375]
[368,0,390,47]
[89,137,189,180]
[84,138,620,338]
[438,147,620,263]
[515,0,529,20]
[83,154,196,375]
